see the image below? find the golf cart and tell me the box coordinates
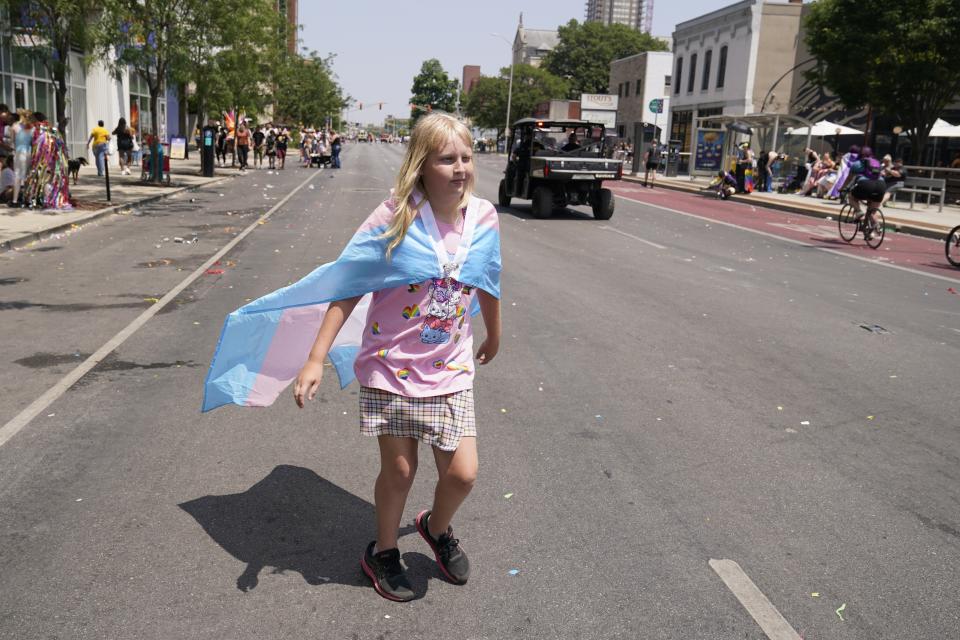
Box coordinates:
[498,118,623,220]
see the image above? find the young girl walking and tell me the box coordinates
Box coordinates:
[203,113,502,602]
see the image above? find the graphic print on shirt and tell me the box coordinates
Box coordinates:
[419,275,464,344]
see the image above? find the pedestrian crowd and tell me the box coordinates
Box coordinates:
[204,120,343,173]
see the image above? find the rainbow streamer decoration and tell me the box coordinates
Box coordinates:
[22,122,72,210]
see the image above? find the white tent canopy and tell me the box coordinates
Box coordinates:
[786,120,863,137]
[901,118,960,138]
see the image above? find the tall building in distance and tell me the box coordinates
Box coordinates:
[585,0,654,33]
[276,0,299,55]
[462,65,481,95]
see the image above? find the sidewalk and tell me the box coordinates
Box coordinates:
[0,154,243,252]
[624,173,960,240]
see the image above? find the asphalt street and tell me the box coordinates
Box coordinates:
[1,142,958,639]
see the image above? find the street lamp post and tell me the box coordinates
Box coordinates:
[491,28,517,153]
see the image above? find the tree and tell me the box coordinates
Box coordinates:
[465,64,569,139]
[97,0,203,180]
[2,0,97,138]
[210,1,286,123]
[542,19,668,98]
[410,59,460,124]
[275,51,346,128]
[804,0,960,160]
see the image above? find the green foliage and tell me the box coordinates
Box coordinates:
[804,0,960,155]
[542,19,668,98]
[274,51,346,127]
[410,59,460,124]
[464,64,570,136]
[96,0,204,136]
[1,0,97,136]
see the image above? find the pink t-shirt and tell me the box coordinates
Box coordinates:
[354,218,476,397]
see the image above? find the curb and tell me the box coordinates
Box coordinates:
[0,174,235,253]
[623,175,952,242]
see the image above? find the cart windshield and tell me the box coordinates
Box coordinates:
[532,125,605,157]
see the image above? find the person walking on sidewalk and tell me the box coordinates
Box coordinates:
[113,118,134,176]
[236,122,251,171]
[87,120,110,176]
[215,122,227,167]
[11,111,35,206]
[252,125,265,169]
[643,139,660,188]
[265,128,277,170]
[330,129,342,169]
[275,128,288,169]
[284,114,500,601]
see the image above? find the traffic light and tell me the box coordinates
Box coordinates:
[359,102,363,110]
[379,102,383,110]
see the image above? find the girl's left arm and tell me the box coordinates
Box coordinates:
[476,289,501,365]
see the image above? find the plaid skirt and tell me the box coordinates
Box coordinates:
[359,386,476,451]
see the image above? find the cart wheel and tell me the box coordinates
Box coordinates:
[592,188,614,220]
[531,186,553,219]
[498,179,512,208]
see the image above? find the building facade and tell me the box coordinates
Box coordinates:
[276,0,299,55]
[462,65,481,95]
[609,50,673,146]
[667,0,802,171]
[585,0,653,33]
[0,30,173,163]
[512,26,559,68]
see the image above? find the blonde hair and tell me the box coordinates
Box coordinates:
[383,113,475,257]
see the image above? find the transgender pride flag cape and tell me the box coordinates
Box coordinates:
[201,193,501,412]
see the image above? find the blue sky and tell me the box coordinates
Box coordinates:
[299,1,739,125]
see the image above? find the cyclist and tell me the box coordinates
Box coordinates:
[845,146,885,240]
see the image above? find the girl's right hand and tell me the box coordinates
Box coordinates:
[293,359,324,408]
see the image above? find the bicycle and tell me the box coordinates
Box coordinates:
[946,224,960,267]
[838,201,885,249]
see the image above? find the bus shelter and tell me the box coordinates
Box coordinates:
[692,113,813,179]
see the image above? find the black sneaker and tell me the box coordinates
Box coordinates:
[415,510,470,584]
[360,541,415,602]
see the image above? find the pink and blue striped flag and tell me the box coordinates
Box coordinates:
[202,194,501,412]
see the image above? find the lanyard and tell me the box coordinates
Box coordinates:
[417,196,477,281]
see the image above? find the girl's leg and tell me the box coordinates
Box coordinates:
[427,437,477,537]
[375,436,419,551]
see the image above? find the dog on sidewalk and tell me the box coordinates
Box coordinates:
[67,157,88,185]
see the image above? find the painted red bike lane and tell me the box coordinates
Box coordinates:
[609,182,960,283]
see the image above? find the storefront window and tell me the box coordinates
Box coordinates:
[671,109,693,172]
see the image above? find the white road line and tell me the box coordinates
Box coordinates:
[615,193,960,284]
[597,225,667,249]
[709,559,803,640]
[0,169,324,450]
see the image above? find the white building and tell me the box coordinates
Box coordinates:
[667,0,802,171]
[609,50,673,147]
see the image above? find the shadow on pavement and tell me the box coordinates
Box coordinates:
[179,464,414,593]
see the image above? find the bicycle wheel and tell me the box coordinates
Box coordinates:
[946,225,960,267]
[864,208,886,249]
[838,203,859,242]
